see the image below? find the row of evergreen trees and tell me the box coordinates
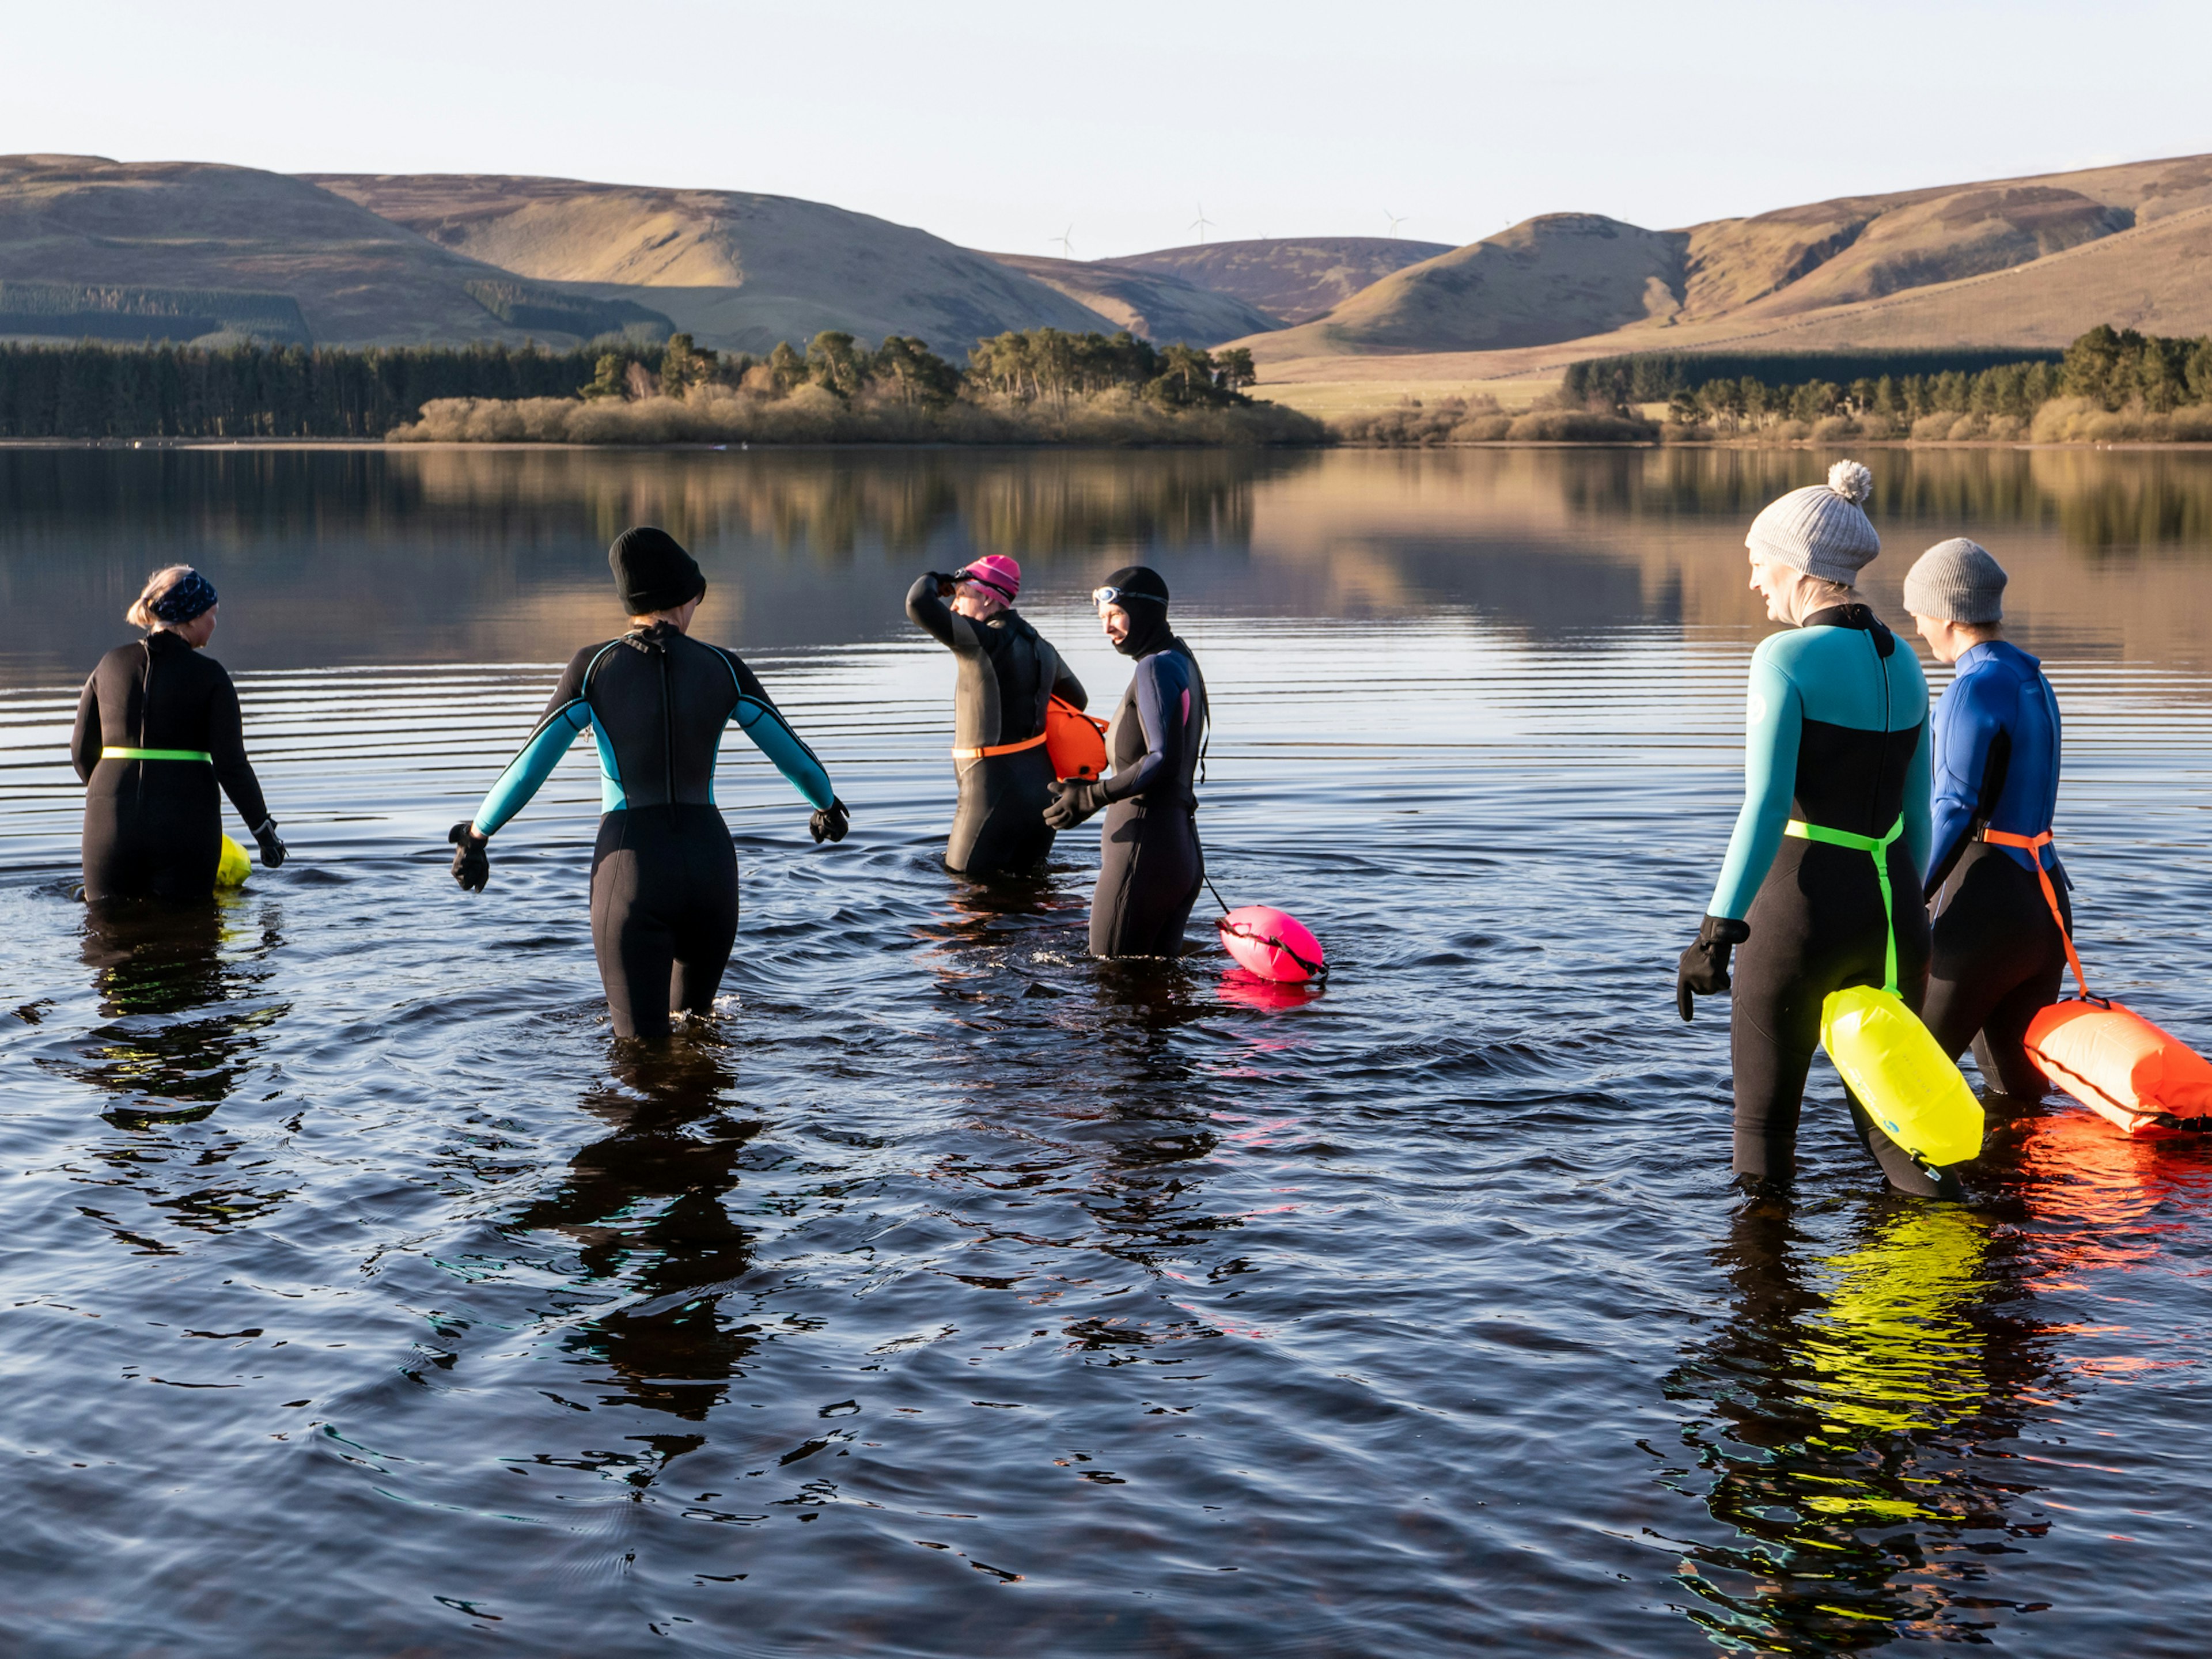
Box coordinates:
[0,342,614,439]
[0,327,1264,440]
[1575,327,2212,430]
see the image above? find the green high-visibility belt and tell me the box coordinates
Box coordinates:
[1785,814,1906,995]
[100,746,213,763]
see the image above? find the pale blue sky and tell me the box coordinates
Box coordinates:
[7,0,2207,257]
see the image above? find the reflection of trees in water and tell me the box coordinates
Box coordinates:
[512,1037,761,1420]
[513,449,1306,564]
[1658,1199,2054,1650]
[1548,449,2212,552]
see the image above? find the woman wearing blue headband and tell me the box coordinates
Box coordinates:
[71,565,285,902]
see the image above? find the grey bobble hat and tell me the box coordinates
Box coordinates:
[1902,537,2007,625]
[1745,460,1881,584]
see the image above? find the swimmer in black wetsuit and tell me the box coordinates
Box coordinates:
[904,553,1086,876]
[71,565,286,903]
[1676,464,1952,1199]
[1904,539,2070,1100]
[449,528,849,1040]
[1043,566,1207,959]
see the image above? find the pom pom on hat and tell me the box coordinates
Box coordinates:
[1746,459,1881,585]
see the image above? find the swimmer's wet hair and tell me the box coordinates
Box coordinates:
[127,566,202,630]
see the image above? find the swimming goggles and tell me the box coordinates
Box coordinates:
[1091,585,1131,614]
[958,567,1018,603]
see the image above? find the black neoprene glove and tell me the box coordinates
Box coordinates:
[252,816,287,870]
[928,571,961,599]
[1676,916,1751,1021]
[448,821,490,892]
[1043,777,1107,830]
[809,798,850,844]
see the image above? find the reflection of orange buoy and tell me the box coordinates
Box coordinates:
[2027,999,2212,1136]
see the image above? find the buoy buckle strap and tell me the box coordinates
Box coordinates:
[100,746,213,762]
[1980,827,2089,997]
[1786,815,1904,995]
[950,732,1048,759]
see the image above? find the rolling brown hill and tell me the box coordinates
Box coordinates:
[978,252,1277,344]
[308,172,1112,355]
[1102,237,1452,324]
[1236,153,2212,378]
[0,154,596,347]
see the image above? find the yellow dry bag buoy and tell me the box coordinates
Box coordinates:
[1820,986,1986,1166]
[1786,813,1984,1168]
[216,834,251,889]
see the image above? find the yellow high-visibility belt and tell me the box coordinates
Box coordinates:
[101,747,212,762]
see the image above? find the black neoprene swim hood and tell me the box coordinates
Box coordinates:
[1103,565,1174,658]
[610,527,707,615]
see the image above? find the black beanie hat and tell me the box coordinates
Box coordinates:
[609,527,706,615]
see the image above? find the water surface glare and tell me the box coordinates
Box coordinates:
[5,447,2212,1656]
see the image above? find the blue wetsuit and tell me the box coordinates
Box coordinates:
[1707,605,1940,1191]
[1090,639,1206,958]
[472,623,834,1037]
[1921,640,2070,1097]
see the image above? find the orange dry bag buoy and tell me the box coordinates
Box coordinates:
[1044,696,1108,781]
[2026,1000,2212,1135]
[1981,828,2212,1135]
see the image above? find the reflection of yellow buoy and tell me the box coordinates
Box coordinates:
[1806,1206,1991,1445]
[216,834,251,889]
[1821,986,1984,1165]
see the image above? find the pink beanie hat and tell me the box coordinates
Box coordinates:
[959,554,1021,603]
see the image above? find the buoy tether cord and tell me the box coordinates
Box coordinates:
[1980,827,2092,1000]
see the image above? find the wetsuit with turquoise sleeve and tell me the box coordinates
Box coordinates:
[904,574,1086,876]
[1090,639,1206,958]
[1919,640,2069,1097]
[472,622,835,1039]
[1708,605,1937,1194]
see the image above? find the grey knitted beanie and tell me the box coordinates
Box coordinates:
[1902,537,2007,624]
[1745,460,1880,584]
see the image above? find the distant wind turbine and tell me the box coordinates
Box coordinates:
[1384,210,1410,237]
[1052,224,1077,259]
[1189,204,1216,244]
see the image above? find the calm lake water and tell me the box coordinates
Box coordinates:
[4,444,2212,1657]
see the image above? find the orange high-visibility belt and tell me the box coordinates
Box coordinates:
[1978,827,2088,996]
[950,732,1048,760]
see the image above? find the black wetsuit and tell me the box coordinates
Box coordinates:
[472,623,835,1039]
[1707,607,1941,1195]
[905,575,1085,876]
[71,632,270,903]
[1090,639,1206,959]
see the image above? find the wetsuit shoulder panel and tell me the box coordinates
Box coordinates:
[718,646,837,811]
[1708,634,1805,921]
[473,642,612,836]
[1928,641,2059,880]
[1102,647,1199,807]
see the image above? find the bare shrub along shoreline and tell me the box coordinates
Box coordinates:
[389,328,1323,448]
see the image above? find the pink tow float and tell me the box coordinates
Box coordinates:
[1217,904,1326,985]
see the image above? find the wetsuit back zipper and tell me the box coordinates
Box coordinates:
[660,649,674,812]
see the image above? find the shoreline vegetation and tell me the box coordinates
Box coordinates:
[1343,327,2212,448]
[388,330,1321,448]
[1,325,2209,450]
